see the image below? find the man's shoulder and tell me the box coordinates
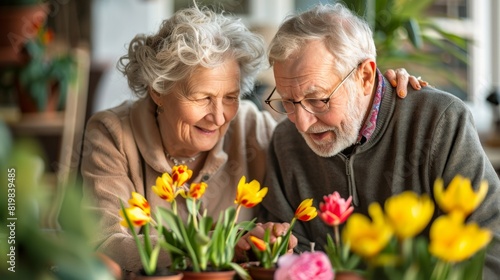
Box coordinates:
[406,86,465,106]
[397,86,470,117]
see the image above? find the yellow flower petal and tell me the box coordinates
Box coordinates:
[172,165,193,186]
[234,176,268,208]
[120,206,151,227]
[385,191,434,239]
[434,175,489,217]
[429,212,492,262]
[294,198,318,221]
[128,192,151,216]
[342,203,393,259]
[188,182,208,199]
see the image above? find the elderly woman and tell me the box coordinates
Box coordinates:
[81,4,422,274]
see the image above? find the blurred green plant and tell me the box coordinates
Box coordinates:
[0,126,115,280]
[18,20,76,111]
[344,0,468,94]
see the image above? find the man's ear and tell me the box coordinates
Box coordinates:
[359,59,376,96]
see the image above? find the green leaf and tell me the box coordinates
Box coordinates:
[157,207,201,272]
[230,262,250,280]
[404,18,423,48]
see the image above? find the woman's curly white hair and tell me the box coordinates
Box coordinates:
[118,4,267,98]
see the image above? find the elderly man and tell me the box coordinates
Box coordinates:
[259,3,500,278]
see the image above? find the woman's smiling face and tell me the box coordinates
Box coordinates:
[156,59,241,157]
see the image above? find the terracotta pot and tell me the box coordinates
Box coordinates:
[134,270,183,280]
[247,265,276,280]
[334,271,365,280]
[16,79,60,113]
[181,270,236,280]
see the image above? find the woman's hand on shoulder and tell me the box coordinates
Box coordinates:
[384,68,429,98]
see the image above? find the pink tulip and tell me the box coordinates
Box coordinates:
[319,192,354,226]
[275,252,334,280]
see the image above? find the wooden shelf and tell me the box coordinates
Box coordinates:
[7,111,65,136]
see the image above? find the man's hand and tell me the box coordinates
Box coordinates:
[234,222,298,262]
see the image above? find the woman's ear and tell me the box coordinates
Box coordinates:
[149,87,162,106]
[359,59,376,96]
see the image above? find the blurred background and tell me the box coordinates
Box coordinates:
[1,0,499,218]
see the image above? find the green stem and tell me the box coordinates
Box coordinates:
[192,198,198,231]
[144,223,152,257]
[431,260,450,280]
[225,204,242,244]
[334,225,340,250]
[172,199,177,216]
[283,217,297,251]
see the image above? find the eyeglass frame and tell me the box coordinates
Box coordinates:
[264,63,361,115]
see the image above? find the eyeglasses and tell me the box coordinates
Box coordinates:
[265,65,359,115]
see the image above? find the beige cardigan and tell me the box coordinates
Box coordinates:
[80,97,277,272]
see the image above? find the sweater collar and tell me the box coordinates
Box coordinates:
[358,68,385,142]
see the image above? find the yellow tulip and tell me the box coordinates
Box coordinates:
[120,206,151,227]
[384,191,434,239]
[172,165,193,186]
[128,192,151,216]
[342,203,393,259]
[152,172,176,202]
[234,176,268,208]
[434,175,488,217]
[429,212,492,262]
[294,198,318,222]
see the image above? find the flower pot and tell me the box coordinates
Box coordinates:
[181,270,236,280]
[16,79,60,113]
[334,271,365,280]
[248,266,276,280]
[134,269,183,280]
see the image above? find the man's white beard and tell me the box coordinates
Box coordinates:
[301,92,365,157]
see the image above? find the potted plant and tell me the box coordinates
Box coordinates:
[247,198,318,280]
[16,20,75,112]
[0,0,76,113]
[120,165,269,279]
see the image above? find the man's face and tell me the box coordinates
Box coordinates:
[272,40,367,157]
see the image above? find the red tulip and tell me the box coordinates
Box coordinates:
[318,192,354,226]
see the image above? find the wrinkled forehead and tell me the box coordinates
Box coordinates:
[273,41,337,88]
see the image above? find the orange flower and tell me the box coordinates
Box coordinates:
[234,176,268,208]
[295,198,318,221]
[187,182,208,199]
[41,28,54,45]
[249,236,267,252]
[172,165,193,186]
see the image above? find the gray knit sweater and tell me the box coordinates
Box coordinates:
[260,76,500,279]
